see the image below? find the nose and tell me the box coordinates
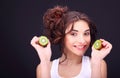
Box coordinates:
[77,35,86,44]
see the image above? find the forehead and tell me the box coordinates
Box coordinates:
[66,20,89,33]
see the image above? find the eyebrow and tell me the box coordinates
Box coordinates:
[71,29,90,32]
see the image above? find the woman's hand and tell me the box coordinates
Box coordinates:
[31,36,52,62]
[91,39,112,61]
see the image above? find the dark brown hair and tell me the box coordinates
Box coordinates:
[43,5,97,49]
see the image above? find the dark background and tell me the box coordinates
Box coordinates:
[1,0,120,78]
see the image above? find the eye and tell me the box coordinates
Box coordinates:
[84,31,90,36]
[70,32,77,36]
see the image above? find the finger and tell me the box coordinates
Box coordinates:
[100,39,110,47]
[100,38,105,41]
[101,40,107,47]
[31,36,39,45]
[106,42,112,50]
[102,39,112,48]
[101,40,112,54]
[31,36,43,49]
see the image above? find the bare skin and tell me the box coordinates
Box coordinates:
[31,20,112,78]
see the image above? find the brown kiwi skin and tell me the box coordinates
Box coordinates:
[39,41,48,47]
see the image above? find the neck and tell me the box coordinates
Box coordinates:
[60,53,83,65]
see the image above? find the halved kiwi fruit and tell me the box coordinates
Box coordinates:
[38,36,48,47]
[93,40,102,50]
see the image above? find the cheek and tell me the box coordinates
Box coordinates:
[64,36,73,46]
[84,35,91,46]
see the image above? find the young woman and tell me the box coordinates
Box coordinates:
[31,5,112,78]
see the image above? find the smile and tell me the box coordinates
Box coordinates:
[74,45,86,50]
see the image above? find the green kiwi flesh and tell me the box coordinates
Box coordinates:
[39,36,48,47]
[93,40,102,50]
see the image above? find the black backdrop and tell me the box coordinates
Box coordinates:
[1,0,120,78]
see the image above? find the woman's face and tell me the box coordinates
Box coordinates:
[64,20,91,56]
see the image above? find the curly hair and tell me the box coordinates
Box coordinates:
[43,5,97,47]
[43,6,68,44]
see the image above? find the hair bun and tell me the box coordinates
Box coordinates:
[51,6,67,19]
[43,5,68,44]
[43,6,68,29]
[53,10,63,19]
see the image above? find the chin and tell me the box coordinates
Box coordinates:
[77,52,85,56]
[74,49,87,56]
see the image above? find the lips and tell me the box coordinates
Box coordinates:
[74,45,86,51]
